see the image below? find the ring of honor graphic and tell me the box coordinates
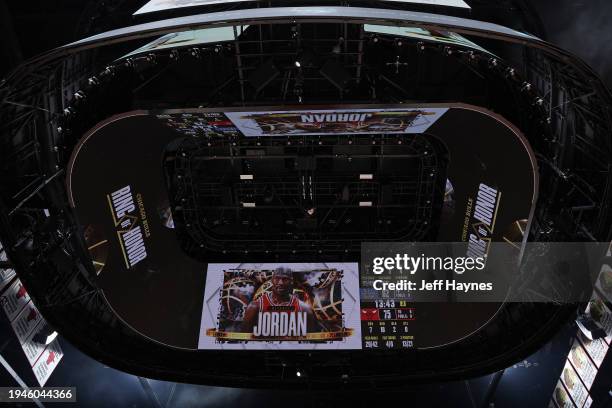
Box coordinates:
[107,185,148,269]
[199,263,362,350]
[466,183,501,259]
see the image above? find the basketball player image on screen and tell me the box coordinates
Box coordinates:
[241,268,319,337]
[199,263,362,349]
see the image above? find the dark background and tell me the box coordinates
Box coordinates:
[530,0,612,89]
[0,1,611,407]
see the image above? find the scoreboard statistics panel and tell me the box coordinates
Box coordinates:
[360,299,416,350]
[358,279,503,350]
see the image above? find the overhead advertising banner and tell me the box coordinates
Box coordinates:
[1,278,30,321]
[568,339,597,390]
[595,263,612,304]
[0,268,15,293]
[199,263,362,350]
[31,340,63,386]
[224,108,449,137]
[0,244,16,292]
[11,300,44,344]
[552,380,576,408]
[560,360,588,408]
[577,331,609,369]
[1,285,64,386]
[21,321,49,366]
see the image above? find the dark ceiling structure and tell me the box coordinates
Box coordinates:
[0,0,610,398]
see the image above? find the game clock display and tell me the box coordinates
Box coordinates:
[361,299,415,349]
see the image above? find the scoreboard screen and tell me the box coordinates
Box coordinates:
[197,262,498,351]
[199,263,363,350]
[198,262,426,350]
[360,299,416,350]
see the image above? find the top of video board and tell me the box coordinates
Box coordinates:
[134,0,471,16]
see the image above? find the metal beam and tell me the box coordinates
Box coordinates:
[137,377,164,408]
[479,370,505,408]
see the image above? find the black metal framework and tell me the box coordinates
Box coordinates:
[165,129,447,259]
[525,48,612,243]
[0,7,610,388]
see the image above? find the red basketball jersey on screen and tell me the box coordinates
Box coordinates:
[259,292,301,312]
